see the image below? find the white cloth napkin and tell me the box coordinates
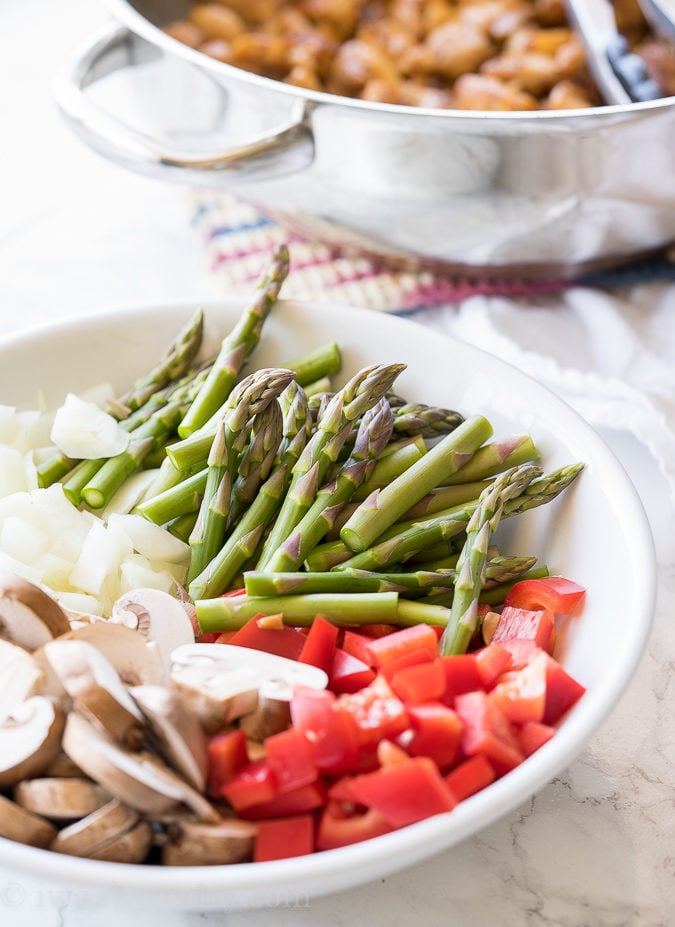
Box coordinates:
[414,282,675,504]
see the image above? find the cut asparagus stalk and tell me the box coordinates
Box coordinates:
[340,414,494,553]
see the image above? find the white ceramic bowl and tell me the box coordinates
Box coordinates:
[0,299,656,910]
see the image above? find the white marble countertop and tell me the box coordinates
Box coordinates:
[1,2,673,924]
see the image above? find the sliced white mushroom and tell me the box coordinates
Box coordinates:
[59,621,164,687]
[0,696,65,787]
[0,638,45,724]
[50,798,140,857]
[13,777,111,821]
[0,792,58,848]
[88,819,153,863]
[42,639,146,749]
[0,572,70,650]
[169,644,328,735]
[111,588,196,679]
[130,685,208,793]
[62,712,220,822]
[44,752,85,778]
[162,817,256,867]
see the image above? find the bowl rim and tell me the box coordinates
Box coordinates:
[104,0,675,122]
[0,298,657,900]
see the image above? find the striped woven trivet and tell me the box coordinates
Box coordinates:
[193,192,675,313]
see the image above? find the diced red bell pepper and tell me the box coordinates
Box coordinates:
[198,632,222,644]
[316,801,394,850]
[499,638,541,669]
[240,781,327,820]
[298,614,339,674]
[337,675,409,748]
[378,646,436,682]
[445,754,496,801]
[491,605,555,652]
[488,651,548,724]
[290,687,360,773]
[341,629,376,667]
[229,618,307,661]
[389,659,446,705]
[440,654,483,703]
[455,690,524,774]
[364,624,439,668]
[377,738,411,767]
[220,759,279,811]
[213,631,237,644]
[264,727,318,794]
[346,755,457,828]
[254,814,315,862]
[206,729,249,796]
[543,655,586,724]
[329,648,376,694]
[405,702,463,769]
[504,575,586,615]
[353,623,397,639]
[518,721,556,757]
[474,643,513,689]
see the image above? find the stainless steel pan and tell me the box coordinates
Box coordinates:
[57,0,675,278]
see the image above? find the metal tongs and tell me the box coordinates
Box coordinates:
[564,0,671,104]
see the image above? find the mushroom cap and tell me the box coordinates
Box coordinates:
[0,572,70,650]
[42,638,146,748]
[0,638,45,724]
[111,588,196,679]
[59,622,164,687]
[169,643,328,734]
[162,817,257,867]
[61,712,220,822]
[0,696,65,788]
[0,793,58,848]
[130,684,208,793]
[50,798,140,857]
[13,777,112,821]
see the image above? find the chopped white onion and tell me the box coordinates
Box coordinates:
[50,393,129,459]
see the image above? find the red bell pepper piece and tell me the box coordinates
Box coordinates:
[341,629,376,667]
[206,729,249,796]
[316,801,394,850]
[364,624,439,668]
[347,755,457,828]
[504,575,585,615]
[220,759,279,811]
[518,721,556,757]
[405,702,463,769]
[378,645,436,682]
[254,814,315,862]
[240,782,327,820]
[290,687,360,773]
[543,655,586,724]
[499,638,541,669]
[298,614,339,674]
[390,659,446,705]
[445,754,496,801]
[474,643,513,689]
[488,650,548,724]
[440,654,483,703]
[491,606,555,652]
[337,675,409,748]
[455,690,524,774]
[229,617,307,661]
[264,727,318,794]
[329,648,376,694]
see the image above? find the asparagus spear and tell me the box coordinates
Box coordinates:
[264,397,394,572]
[389,397,465,438]
[196,591,401,633]
[438,465,542,657]
[283,342,341,386]
[351,438,427,503]
[227,398,283,530]
[177,245,290,437]
[442,435,539,485]
[113,308,204,414]
[188,368,294,580]
[187,382,312,600]
[340,414,494,553]
[255,363,405,569]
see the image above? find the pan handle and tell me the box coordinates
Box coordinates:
[55,23,315,182]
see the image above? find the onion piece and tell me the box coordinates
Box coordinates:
[50,394,129,460]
